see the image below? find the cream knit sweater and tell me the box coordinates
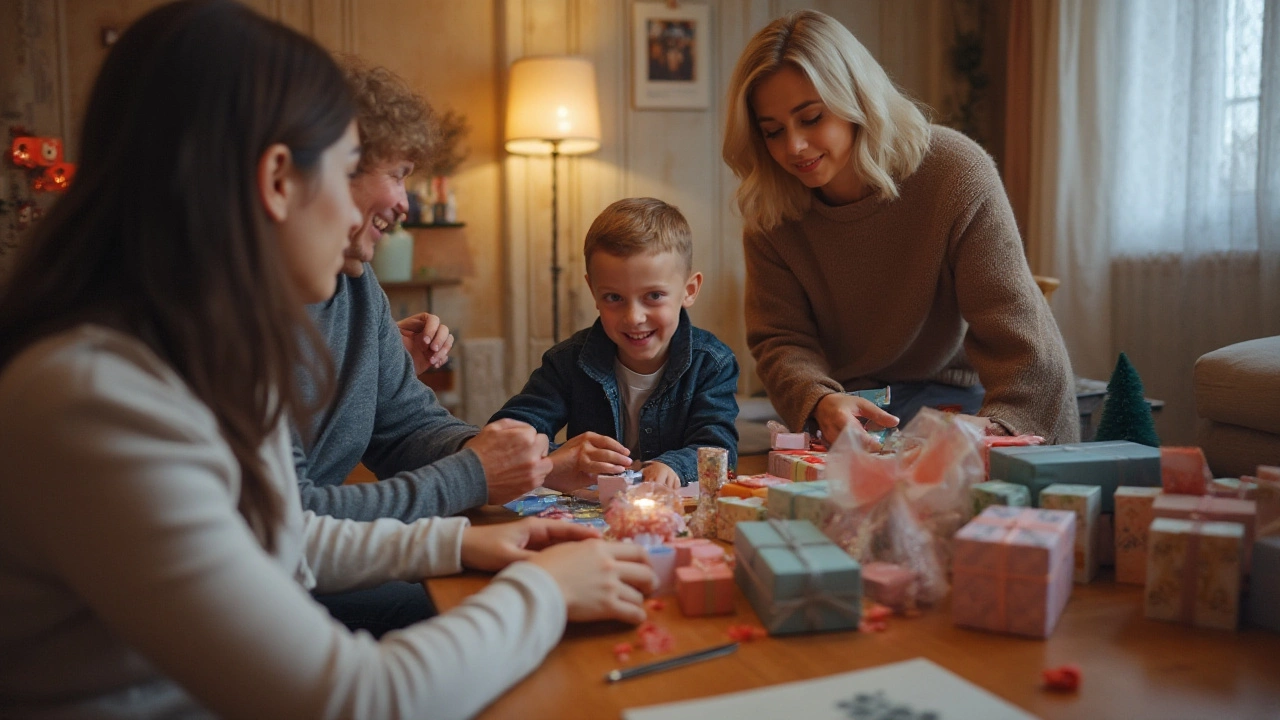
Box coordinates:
[745,126,1079,443]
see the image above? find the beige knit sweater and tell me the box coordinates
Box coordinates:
[745,126,1079,443]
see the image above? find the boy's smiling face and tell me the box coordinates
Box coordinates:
[587,250,702,375]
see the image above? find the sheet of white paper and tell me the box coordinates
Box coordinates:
[622,658,1038,720]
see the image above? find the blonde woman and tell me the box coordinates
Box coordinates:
[722,10,1079,446]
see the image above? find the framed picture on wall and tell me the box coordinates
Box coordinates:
[632,2,711,110]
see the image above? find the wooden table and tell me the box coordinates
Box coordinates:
[431,456,1280,720]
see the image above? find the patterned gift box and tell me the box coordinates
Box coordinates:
[766,481,830,524]
[989,440,1160,512]
[971,480,1032,515]
[862,562,916,612]
[1115,486,1163,584]
[768,450,827,482]
[1144,518,1243,631]
[1152,494,1256,571]
[675,560,735,616]
[951,507,1076,637]
[672,537,722,567]
[733,519,861,635]
[1039,484,1102,583]
[1160,446,1212,496]
[1248,536,1280,632]
[716,496,766,540]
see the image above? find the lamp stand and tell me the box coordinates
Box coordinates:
[550,140,562,343]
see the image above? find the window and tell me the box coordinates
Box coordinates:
[1221,0,1264,194]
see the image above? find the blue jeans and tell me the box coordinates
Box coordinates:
[882,381,985,426]
[314,581,437,638]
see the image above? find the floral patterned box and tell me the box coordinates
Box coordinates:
[1115,486,1163,584]
[1039,484,1102,584]
[1152,494,1256,572]
[951,507,1076,637]
[1144,517,1243,631]
[715,496,766,541]
[768,450,827,482]
[971,480,1032,515]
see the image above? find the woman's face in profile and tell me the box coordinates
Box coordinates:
[276,122,362,303]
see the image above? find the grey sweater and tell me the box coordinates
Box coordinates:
[293,266,486,520]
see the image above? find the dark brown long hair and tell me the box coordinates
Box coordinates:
[0,0,352,550]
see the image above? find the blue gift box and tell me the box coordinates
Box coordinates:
[733,519,861,635]
[988,440,1161,513]
[1248,536,1280,633]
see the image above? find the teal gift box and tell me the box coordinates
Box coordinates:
[971,480,1032,515]
[988,440,1161,513]
[733,519,861,635]
[766,480,830,524]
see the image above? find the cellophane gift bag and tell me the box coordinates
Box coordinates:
[819,408,985,611]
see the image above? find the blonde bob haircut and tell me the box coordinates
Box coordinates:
[722,10,932,235]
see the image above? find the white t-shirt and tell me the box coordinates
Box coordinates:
[615,359,665,456]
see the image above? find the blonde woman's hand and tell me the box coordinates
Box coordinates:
[528,539,655,624]
[460,518,602,572]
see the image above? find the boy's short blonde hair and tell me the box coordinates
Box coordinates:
[584,198,693,275]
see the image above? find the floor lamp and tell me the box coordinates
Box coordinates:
[504,55,601,343]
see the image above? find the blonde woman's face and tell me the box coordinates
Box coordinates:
[750,65,864,205]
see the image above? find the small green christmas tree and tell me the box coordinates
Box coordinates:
[1093,352,1160,447]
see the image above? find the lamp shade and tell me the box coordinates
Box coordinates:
[504,55,601,156]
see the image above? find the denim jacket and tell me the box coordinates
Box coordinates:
[491,309,739,485]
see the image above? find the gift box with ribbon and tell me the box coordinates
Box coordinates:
[989,440,1161,512]
[862,561,917,613]
[766,480,830,524]
[951,506,1076,637]
[716,496,767,540]
[671,537,721,567]
[1039,484,1102,584]
[675,560,735,616]
[733,519,861,635]
[1144,517,1243,631]
[1115,486,1163,584]
[768,450,827,482]
[1152,493,1256,571]
[971,480,1032,515]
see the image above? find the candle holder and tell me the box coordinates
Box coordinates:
[605,483,686,543]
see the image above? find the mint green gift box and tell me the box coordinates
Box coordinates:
[766,480,830,524]
[733,519,861,635]
[988,440,1161,513]
[971,480,1032,515]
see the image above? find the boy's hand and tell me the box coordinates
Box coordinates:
[640,461,681,490]
[460,518,602,572]
[465,419,553,504]
[397,312,453,375]
[545,432,631,492]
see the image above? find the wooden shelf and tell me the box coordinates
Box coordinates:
[402,221,465,229]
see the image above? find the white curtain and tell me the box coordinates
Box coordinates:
[1031,0,1280,444]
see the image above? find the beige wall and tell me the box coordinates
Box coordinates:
[2,0,971,405]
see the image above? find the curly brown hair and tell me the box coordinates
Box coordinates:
[338,55,436,172]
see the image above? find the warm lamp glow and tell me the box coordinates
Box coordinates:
[504,55,601,156]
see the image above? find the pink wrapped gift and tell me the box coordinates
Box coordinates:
[1160,446,1212,496]
[862,562,916,612]
[768,450,827,482]
[1115,486,1163,584]
[952,507,1076,637]
[675,560,735,616]
[1209,477,1259,500]
[1152,494,1256,571]
[672,538,722,567]
[1145,518,1243,630]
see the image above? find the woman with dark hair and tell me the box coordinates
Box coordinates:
[0,2,653,718]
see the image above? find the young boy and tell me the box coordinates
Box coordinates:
[492,197,739,489]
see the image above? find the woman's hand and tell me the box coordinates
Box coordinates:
[814,393,899,449]
[459,518,601,573]
[397,312,453,374]
[640,461,681,490]
[545,432,631,492]
[528,539,655,624]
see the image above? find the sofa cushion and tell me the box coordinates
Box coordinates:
[1194,336,1280,435]
[1197,420,1280,478]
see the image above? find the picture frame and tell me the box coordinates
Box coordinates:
[631,2,711,110]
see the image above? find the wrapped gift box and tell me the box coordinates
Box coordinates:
[988,440,1160,512]
[736,474,790,490]
[862,561,916,612]
[1152,494,1256,571]
[981,434,1045,476]
[1144,518,1243,631]
[672,537,722,567]
[766,481,830,524]
[733,520,861,635]
[1248,536,1280,632]
[675,561,735,616]
[1160,446,1212,496]
[643,544,676,597]
[768,450,827,482]
[598,468,644,508]
[951,507,1076,637]
[716,496,766,540]
[971,480,1032,515]
[1039,484,1102,584]
[719,482,756,499]
[771,428,811,450]
[1210,477,1258,500]
[1115,486,1163,584]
